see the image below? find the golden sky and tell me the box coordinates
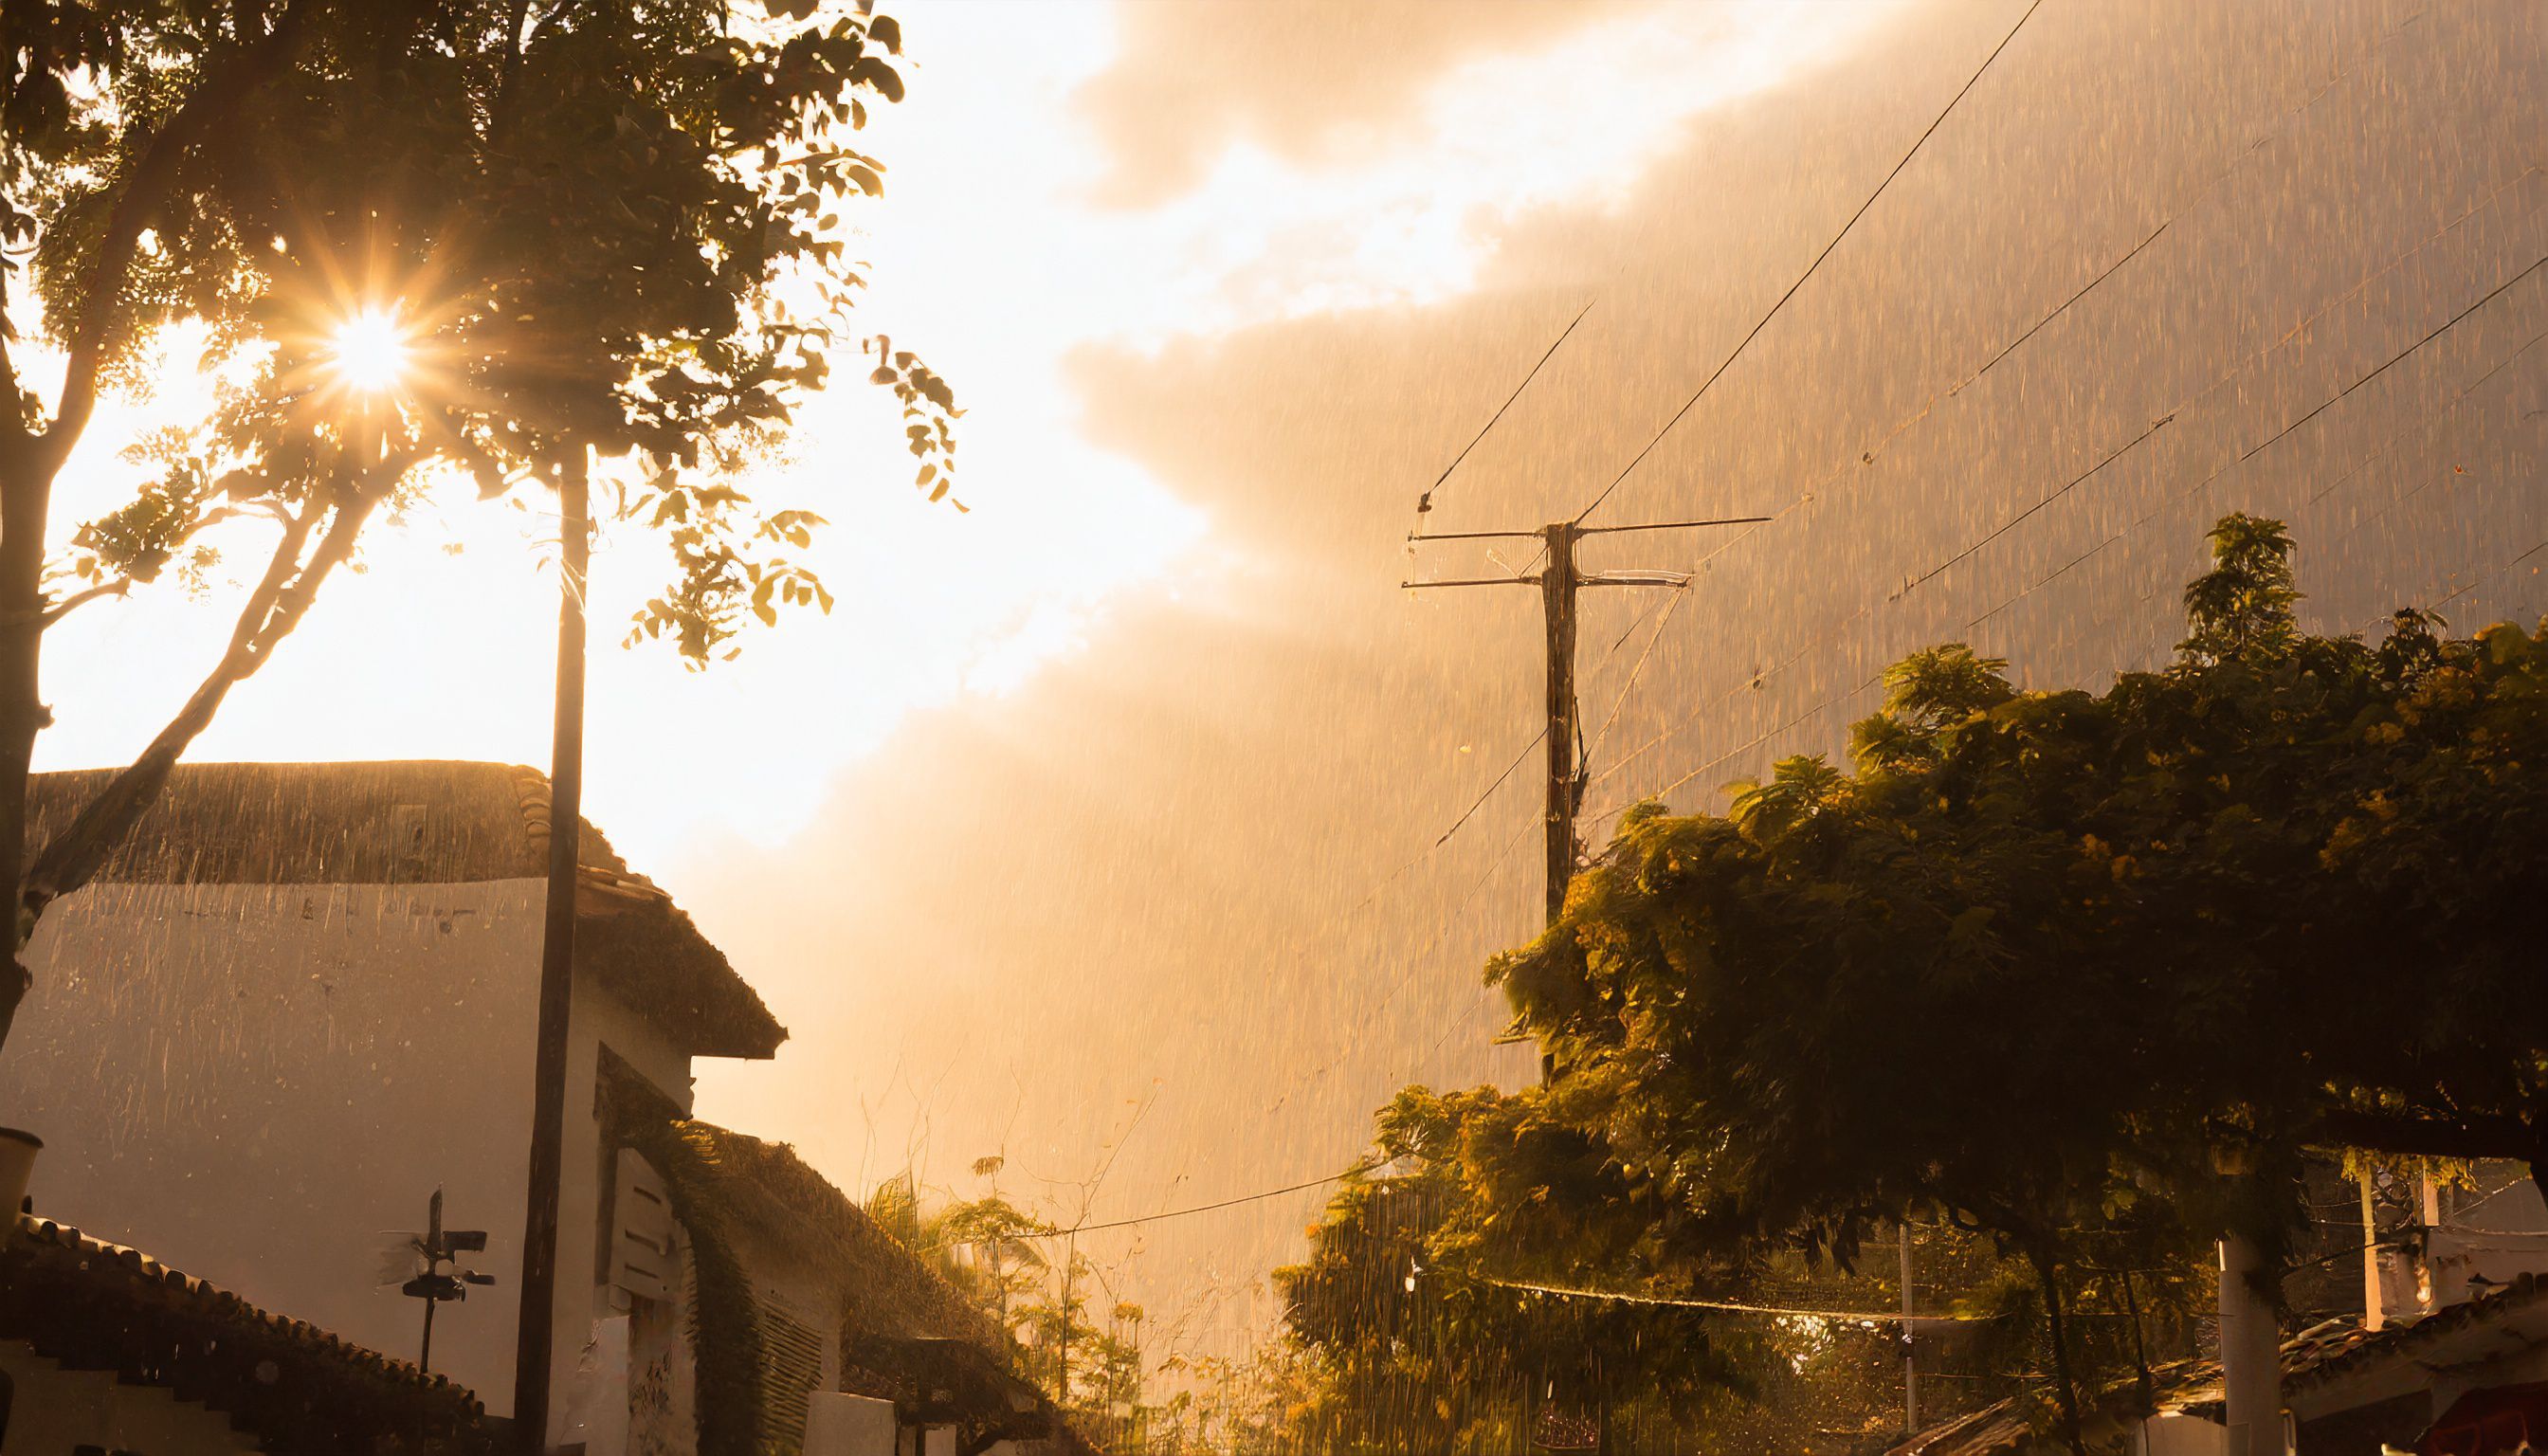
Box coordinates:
[34,0,2548,1355]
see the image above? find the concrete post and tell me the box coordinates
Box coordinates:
[2218,1229,2285,1456]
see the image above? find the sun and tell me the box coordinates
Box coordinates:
[324,306,413,395]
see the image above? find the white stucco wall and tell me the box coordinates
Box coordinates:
[2,878,699,1435]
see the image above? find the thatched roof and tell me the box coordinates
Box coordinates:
[0,1212,495,1454]
[683,1122,1011,1355]
[28,760,784,1059]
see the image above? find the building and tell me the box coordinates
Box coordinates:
[1889,1173,2548,1456]
[0,761,1071,1455]
[0,1208,495,1454]
[592,1057,1075,1456]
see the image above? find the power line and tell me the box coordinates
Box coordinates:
[1588,260,2548,824]
[1583,175,2544,802]
[1568,26,2526,797]
[1891,411,2179,600]
[2316,327,2548,540]
[1585,585,1689,761]
[1573,0,2045,524]
[1020,1162,1382,1240]
[1432,728,1548,848]
[1971,247,2547,630]
[1413,300,1597,523]
[1370,0,2499,1088]
[1456,1271,2000,1323]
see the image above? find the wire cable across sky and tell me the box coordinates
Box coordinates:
[1572,0,2047,525]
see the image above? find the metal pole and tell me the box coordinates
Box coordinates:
[1900,1222,1918,1435]
[513,448,591,1454]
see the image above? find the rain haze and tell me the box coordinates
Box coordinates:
[2,1,2544,1453]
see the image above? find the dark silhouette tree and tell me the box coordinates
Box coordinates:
[0,0,957,1049]
[1463,515,2548,1451]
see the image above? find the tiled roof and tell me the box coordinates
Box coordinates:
[2285,1274,2548,1395]
[1890,1322,2382,1455]
[0,1214,494,1454]
[1895,1286,2548,1456]
[27,760,785,1059]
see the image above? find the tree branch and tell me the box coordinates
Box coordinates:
[2308,1105,2535,1162]
[23,577,132,628]
[18,504,248,628]
[24,446,418,917]
[0,259,27,453]
[35,2,316,478]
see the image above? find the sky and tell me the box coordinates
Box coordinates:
[30,0,2548,1358]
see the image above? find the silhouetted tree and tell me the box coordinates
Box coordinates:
[0,0,957,1049]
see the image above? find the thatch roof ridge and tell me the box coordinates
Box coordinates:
[687,1121,1012,1354]
[27,759,785,1059]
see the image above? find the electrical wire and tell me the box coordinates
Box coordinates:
[1567,29,2528,800]
[1016,1162,1384,1240]
[1583,585,1690,763]
[1971,247,2547,630]
[1573,0,2045,524]
[1360,0,2498,1101]
[1413,300,1597,523]
[1581,176,2545,806]
[1432,729,1549,849]
[1456,1271,2001,1323]
[1588,281,2548,826]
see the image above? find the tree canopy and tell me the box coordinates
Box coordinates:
[1400,513,2548,1449]
[0,0,956,1046]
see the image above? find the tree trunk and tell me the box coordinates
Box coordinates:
[0,0,315,1060]
[2024,1243,2090,1456]
[0,452,52,1052]
[2525,1114,2548,1210]
[2121,1267,2155,1415]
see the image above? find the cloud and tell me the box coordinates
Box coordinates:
[691,0,2547,1357]
[1075,0,1658,207]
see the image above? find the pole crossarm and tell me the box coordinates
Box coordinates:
[1400,576,1542,590]
[1410,514,1768,545]
[1407,528,1544,543]
[1576,515,1772,536]
[1582,572,1692,588]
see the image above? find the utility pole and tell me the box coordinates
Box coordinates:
[1405,515,1766,929]
[1899,1223,1919,1436]
[1537,522,1580,925]
[514,447,592,1455]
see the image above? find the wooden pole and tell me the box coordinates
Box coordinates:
[513,449,591,1454]
[1538,521,1581,927]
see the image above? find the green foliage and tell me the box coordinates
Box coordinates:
[603,1071,768,1456]
[1277,1085,1751,1455]
[9,0,958,663]
[2179,512,2302,665]
[1472,514,2548,1449]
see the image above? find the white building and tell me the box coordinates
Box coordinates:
[0,760,1078,1455]
[3,758,784,1445]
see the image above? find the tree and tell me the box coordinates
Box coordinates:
[0,0,958,1049]
[1277,1086,1757,1455]
[1479,514,2548,1451]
